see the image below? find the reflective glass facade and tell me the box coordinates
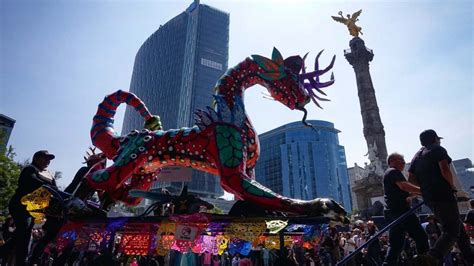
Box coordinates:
[122,2,229,198]
[255,120,352,210]
[0,113,15,151]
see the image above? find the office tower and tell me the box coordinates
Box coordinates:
[0,113,15,151]
[254,120,352,211]
[122,0,229,198]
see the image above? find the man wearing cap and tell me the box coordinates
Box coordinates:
[1,150,57,265]
[408,130,473,265]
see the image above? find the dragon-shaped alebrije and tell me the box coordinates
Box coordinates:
[86,48,348,223]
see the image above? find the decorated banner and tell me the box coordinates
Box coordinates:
[266,219,288,234]
[121,233,151,256]
[156,221,176,256]
[228,238,252,256]
[226,222,266,242]
[216,234,230,255]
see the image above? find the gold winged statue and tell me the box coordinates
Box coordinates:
[332,10,363,37]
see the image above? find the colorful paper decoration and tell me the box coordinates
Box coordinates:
[74,223,108,251]
[226,222,266,242]
[228,238,252,256]
[50,213,325,256]
[263,235,295,250]
[252,235,267,247]
[191,237,203,254]
[121,233,151,256]
[155,221,176,256]
[54,221,85,252]
[216,234,230,255]
[265,219,288,234]
[206,221,230,235]
[20,187,52,223]
[198,235,218,254]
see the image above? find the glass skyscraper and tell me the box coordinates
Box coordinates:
[255,120,352,210]
[0,113,15,152]
[122,0,229,198]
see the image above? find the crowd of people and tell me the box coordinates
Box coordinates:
[0,213,472,266]
[0,129,473,265]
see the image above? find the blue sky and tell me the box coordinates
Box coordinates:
[1,0,472,189]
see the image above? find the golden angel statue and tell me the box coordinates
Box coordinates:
[332,10,363,37]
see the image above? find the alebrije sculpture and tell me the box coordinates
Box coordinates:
[86,48,348,223]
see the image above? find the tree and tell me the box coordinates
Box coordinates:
[0,145,22,214]
[203,205,225,214]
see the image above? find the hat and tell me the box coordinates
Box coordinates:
[33,150,55,160]
[420,129,443,146]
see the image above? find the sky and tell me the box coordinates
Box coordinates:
[1,0,472,190]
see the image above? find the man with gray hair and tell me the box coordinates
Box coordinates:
[383,152,429,265]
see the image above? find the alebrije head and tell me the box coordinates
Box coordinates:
[251,47,335,112]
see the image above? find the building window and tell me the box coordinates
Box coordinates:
[201,58,222,70]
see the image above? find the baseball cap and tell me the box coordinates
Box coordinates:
[33,150,55,160]
[419,129,443,146]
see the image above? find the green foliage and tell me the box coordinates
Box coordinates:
[0,146,22,214]
[203,205,225,215]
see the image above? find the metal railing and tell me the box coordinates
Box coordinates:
[337,201,425,266]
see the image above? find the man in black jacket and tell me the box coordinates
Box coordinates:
[409,129,473,265]
[4,150,57,266]
[29,150,107,265]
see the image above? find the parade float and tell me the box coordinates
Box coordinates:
[21,48,348,257]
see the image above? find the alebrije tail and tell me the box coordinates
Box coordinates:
[91,90,152,159]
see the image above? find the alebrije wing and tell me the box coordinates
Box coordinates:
[258,72,286,81]
[271,47,284,65]
[251,54,280,72]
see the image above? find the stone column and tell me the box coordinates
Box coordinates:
[345,37,388,169]
[345,37,388,211]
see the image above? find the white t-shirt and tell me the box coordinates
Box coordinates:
[232,258,240,266]
[345,236,357,254]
